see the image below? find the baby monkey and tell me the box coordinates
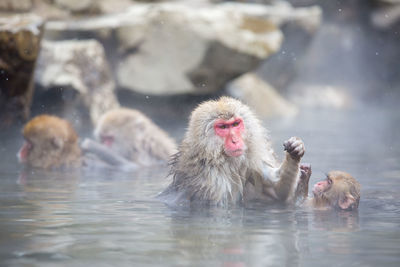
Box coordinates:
[300,170,361,211]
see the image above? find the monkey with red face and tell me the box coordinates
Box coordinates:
[18,114,138,170]
[18,115,82,169]
[309,171,361,211]
[159,97,307,206]
[92,108,177,166]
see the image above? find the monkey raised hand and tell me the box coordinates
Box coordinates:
[283,136,305,161]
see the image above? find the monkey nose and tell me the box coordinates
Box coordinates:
[231,136,238,143]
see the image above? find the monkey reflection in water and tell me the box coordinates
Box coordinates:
[159,96,311,206]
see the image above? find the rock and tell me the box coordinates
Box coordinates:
[376,0,400,4]
[35,40,120,124]
[44,1,321,95]
[227,73,298,118]
[256,2,322,91]
[53,0,96,13]
[371,1,400,29]
[0,0,32,12]
[0,14,44,129]
[288,84,351,109]
[95,0,140,15]
[52,0,130,15]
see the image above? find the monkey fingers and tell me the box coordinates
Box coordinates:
[300,163,312,182]
[283,137,305,160]
[283,137,299,152]
[300,163,312,176]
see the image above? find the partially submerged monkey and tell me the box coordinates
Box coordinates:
[308,171,361,211]
[159,96,307,206]
[18,115,137,170]
[93,108,177,166]
[18,115,82,169]
[18,110,177,170]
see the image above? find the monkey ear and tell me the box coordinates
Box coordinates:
[338,194,356,210]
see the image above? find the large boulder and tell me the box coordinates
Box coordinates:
[227,73,298,118]
[35,40,120,124]
[0,0,32,12]
[371,0,400,29]
[288,84,351,109]
[52,0,134,15]
[44,1,321,95]
[0,14,44,129]
[53,0,96,13]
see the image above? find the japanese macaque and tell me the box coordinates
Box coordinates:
[18,115,82,169]
[159,97,306,206]
[309,171,361,211]
[93,108,177,166]
[18,115,137,170]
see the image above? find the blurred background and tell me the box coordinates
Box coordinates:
[1,0,399,135]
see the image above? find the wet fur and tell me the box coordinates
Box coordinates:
[21,115,81,169]
[95,108,177,166]
[312,171,361,210]
[160,97,303,206]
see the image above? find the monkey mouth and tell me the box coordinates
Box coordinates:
[226,149,244,157]
[101,136,114,147]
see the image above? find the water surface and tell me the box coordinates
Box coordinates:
[0,106,399,267]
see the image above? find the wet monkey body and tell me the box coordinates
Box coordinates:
[159,97,307,206]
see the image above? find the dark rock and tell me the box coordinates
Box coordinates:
[0,14,44,129]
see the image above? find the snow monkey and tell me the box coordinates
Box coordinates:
[309,171,361,211]
[18,115,82,169]
[93,108,177,166]
[18,115,137,170]
[159,97,307,206]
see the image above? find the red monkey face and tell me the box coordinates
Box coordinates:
[100,135,114,147]
[214,117,245,157]
[312,177,332,196]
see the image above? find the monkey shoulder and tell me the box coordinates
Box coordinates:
[260,163,280,183]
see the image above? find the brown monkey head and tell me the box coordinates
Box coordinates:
[18,115,81,169]
[313,171,361,211]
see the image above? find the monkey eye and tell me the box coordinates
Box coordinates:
[218,124,227,129]
[232,121,240,127]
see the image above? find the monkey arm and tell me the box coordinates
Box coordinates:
[274,153,300,201]
[294,163,312,203]
[273,136,305,201]
[81,138,138,170]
